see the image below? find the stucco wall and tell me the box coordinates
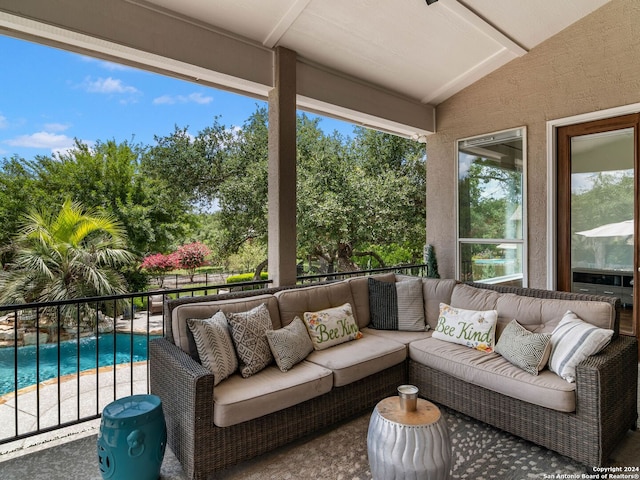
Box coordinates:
[426,0,640,288]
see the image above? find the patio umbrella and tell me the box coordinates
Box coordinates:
[576,219,634,238]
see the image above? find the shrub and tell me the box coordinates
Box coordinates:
[122,266,150,294]
[175,242,211,282]
[226,272,269,284]
[140,252,178,287]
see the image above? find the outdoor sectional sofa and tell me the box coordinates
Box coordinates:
[149,274,638,480]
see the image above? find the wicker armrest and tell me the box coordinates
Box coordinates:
[150,338,215,478]
[575,335,638,429]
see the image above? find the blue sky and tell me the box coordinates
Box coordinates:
[0,34,356,161]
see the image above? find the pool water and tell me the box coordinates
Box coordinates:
[0,334,159,396]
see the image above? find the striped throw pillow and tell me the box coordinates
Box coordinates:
[368,278,426,331]
[548,311,614,383]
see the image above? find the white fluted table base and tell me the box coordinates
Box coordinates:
[367,397,452,480]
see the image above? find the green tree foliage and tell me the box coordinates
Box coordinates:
[216,108,269,254]
[0,200,134,311]
[0,105,427,282]
[144,121,233,205]
[37,139,195,255]
[0,140,195,258]
[213,111,426,272]
[0,156,45,261]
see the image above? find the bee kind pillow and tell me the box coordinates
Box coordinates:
[432,303,497,353]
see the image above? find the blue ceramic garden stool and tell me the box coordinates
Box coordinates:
[97,394,167,480]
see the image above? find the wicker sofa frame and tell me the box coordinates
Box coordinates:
[150,280,638,479]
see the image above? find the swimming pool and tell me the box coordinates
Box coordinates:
[0,333,160,396]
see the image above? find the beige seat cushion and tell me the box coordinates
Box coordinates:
[409,337,576,412]
[305,333,406,387]
[361,327,432,345]
[213,361,333,427]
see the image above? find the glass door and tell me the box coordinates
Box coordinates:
[557,114,639,337]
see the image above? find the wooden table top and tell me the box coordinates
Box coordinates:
[375,397,441,426]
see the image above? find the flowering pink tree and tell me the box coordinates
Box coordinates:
[175,242,211,282]
[140,253,178,287]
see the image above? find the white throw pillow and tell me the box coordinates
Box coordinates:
[302,303,362,350]
[432,303,497,352]
[187,311,238,386]
[548,311,614,383]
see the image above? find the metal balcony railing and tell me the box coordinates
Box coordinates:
[0,264,425,445]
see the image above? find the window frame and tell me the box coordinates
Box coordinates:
[455,127,528,286]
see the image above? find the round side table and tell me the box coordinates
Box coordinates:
[97,394,167,480]
[367,397,452,480]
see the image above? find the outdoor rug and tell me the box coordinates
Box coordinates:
[2,403,638,480]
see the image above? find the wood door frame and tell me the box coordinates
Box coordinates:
[556,113,640,337]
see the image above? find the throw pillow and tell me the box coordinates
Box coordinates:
[302,302,363,351]
[548,311,614,383]
[266,316,314,372]
[368,278,427,331]
[187,311,238,386]
[432,303,497,352]
[494,319,551,375]
[226,303,274,378]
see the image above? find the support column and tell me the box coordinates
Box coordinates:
[268,47,297,287]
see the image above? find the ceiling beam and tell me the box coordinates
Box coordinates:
[422,0,527,104]
[297,60,435,136]
[443,0,527,56]
[263,0,311,48]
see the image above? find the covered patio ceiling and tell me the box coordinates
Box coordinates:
[0,0,611,138]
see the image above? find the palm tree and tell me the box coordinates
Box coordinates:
[0,200,135,326]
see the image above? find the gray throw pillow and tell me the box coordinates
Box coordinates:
[495,319,551,376]
[187,311,238,386]
[266,316,313,372]
[368,277,426,331]
[226,303,274,378]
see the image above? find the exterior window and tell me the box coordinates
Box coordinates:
[456,128,527,286]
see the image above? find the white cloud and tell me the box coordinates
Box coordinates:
[153,92,213,105]
[52,142,94,157]
[5,131,75,149]
[82,76,139,95]
[79,55,132,72]
[43,123,70,132]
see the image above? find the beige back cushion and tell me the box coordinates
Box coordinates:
[451,284,615,339]
[450,284,502,311]
[276,281,356,327]
[347,273,396,328]
[171,294,281,358]
[422,278,457,329]
[495,293,614,336]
